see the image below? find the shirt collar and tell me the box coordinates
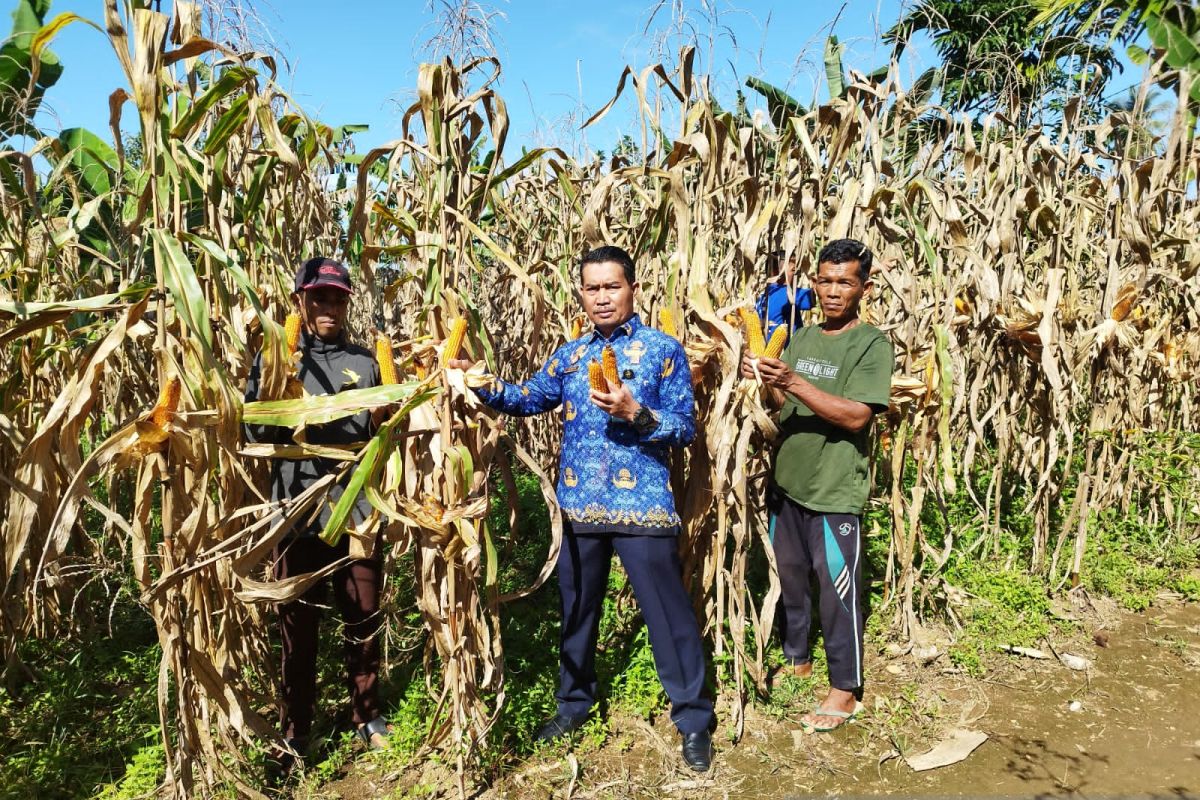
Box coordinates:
[302,330,347,354]
[589,313,642,342]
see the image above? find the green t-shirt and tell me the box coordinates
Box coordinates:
[772,323,893,515]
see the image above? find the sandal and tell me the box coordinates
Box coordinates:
[799,701,864,733]
[355,716,392,751]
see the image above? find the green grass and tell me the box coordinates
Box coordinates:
[0,608,160,800]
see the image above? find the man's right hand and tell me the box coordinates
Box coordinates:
[446,358,474,371]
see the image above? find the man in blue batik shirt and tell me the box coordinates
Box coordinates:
[449,245,715,772]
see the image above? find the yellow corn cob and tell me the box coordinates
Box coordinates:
[444,318,468,362]
[570,317,583,339]
[150,376,181,428]
[724,313,741,327]
[284,313,302,352]
[658,307,677,338]
[415,362,428,380]
[739,307,765,356]
[602,345,621,387]
[763,325,788,358]
[588,360,606,391]
[375,334,398,384]
[1112,283,1137,322]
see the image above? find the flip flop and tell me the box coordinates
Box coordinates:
[799,700,864,733]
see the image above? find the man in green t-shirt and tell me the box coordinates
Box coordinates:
[740,238,893,733]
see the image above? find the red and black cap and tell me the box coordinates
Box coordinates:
[294,257,352,294]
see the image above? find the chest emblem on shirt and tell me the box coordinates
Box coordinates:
[794,357,839,380]
[570,344,589,364]
[341,368,361,388]
[624,340,646,365]
[563,467,579,487]
[564,400,577,420]
[612,468,637,489]
[661,356,675,378]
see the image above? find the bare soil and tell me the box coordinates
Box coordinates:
[316,599,1200,799]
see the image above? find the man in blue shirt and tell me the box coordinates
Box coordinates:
[756,250,815,347]
[449,245,715,771]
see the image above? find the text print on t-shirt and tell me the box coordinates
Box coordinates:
[793,357,840,381]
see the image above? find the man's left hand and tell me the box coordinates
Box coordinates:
[590,379,639,422]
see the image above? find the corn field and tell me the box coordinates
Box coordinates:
[1,1,1198,796]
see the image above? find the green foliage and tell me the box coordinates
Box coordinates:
[886,0,1127,121]
[94,742,164,800]
[0,611,160,800]
[609,628,666,722]
[0,0,63,139]
[946,560,1053,675]
[1083,507,1199,610]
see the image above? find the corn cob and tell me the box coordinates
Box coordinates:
[444,318,468,361]
[569,316,583,339]
[284,313,302,353]
[1112,283,1137,322]
[739,307,765,356]
[601,345,621,387]
[658,307,677,338]
[415,361,428,380]
[763,325,788,358]
[375,334,398,384]
[588,360,606,391]
[150,376,181,428]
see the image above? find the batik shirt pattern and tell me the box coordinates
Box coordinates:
[476,315,694,535]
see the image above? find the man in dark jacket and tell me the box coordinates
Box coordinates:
[245,257,393,766]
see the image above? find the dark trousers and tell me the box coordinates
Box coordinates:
[273,536,383,739]
[556,531,714,735]
[770,492,865,691]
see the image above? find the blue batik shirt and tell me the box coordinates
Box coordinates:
[475,314,694,536]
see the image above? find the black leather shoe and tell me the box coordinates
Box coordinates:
[534,713,589,742]
[681,730,712,772]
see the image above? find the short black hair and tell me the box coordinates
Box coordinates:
[580,245,636,285]
[818,238,872,283]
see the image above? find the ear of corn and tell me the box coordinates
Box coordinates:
[444,318,468,362]
[569,316,583,339]
[588,360,606,391]
[739,307,765,356]
[658,307,677,338]
[376,334,398,384]
[1112,283,1137,321]
[763,324,788,358]
[415,362,428,380]
[284,313,302,352]
[601,345,620,387]
[150,376,181,428]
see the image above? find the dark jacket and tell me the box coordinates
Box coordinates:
[244,331,381,538]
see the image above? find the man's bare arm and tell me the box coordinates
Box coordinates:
[747,354,873,432]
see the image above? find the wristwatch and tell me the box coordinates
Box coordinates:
[631,404,658,435]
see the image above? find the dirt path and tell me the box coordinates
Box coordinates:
[320,602,1200,798]
[486,601,1200,799]
[720,601,1200,799]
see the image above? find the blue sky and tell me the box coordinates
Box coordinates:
[33,1,932,157]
